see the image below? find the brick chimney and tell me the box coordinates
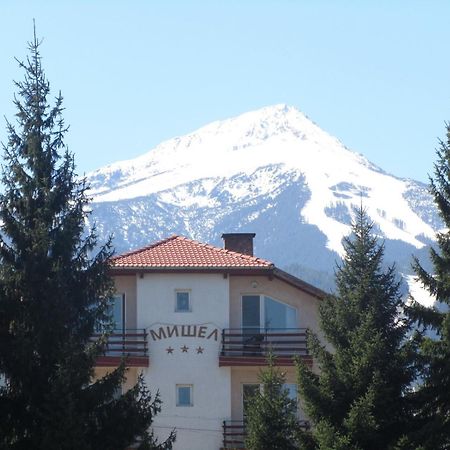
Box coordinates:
[221,233,256,256]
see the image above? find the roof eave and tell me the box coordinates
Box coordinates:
[109,262,326,299]
[110,265,274,275]
[272,267,327,299]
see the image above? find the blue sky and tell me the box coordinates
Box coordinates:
[1,1,450,182]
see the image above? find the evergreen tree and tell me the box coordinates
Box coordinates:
[245,355,299,450]
[297,207,415,450]
[0,31,175,450]
[409,122,450,449]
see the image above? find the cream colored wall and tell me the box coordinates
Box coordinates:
[228,275,322,422]
[93,367,139,393]
[114,275,137,330]
[229,275,321,333]
[95,276,139,394]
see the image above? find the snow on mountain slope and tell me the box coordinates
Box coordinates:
[405,275,436,308]
[88,104,437,258]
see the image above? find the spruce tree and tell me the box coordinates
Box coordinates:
[409,122,450,449]
[297,207,415,450]
[245,355,299,450]
[0,31,175,450]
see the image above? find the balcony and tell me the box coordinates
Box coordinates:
[219,328,312,367]
[92,329,149,367]
[221,419,310,449]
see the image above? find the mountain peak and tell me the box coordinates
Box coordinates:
[198,103,316,142]
[244,103,302,119]
[87,104,384,206]
[87,104,438,279]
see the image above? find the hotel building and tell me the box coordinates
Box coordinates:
[95,233,324,450]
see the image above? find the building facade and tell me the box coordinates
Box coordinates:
[96,233,324,450]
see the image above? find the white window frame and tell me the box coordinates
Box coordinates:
[176,384,193,407]
[240,294,297,330]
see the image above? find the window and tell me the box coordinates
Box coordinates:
[176,385,193,406]
[111,293,126,330]
[175,291,191,312]
[242,295,297,330]
[284,383,298,408]
[264,296,296,329]
[242,295,260,329]
[112,384,123,400]
[96,293,125,332]
[242,383,297,418]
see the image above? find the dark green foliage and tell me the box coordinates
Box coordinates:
[409,122,450,449]
[297,207,415,450]
[245,355,299,450]
[0,31,175,450]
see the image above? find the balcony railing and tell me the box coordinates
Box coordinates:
[219,328,311,366]
[91,329,149,367]
[222,419,310,449]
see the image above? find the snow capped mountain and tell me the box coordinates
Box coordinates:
[87,104,439,292]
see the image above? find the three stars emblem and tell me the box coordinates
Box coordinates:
[165,345,205,354]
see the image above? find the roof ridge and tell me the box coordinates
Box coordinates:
[216,246,273,266]
[111,234,274,269]
[175,235,274,266]
[111,234,180,261]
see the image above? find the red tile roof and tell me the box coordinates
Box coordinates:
[111,235,274,270]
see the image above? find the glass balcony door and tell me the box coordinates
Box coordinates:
[241,296,263,354]
[97,294,125,333]
[111,293,125,332]
[242,295,297,331]
[264,296,296,330]
[242,295,261,331]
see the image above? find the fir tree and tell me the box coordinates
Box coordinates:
[409,122,450,449]
[245,355,299,450]
[0,31,175,450]
[297,207,415,450]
